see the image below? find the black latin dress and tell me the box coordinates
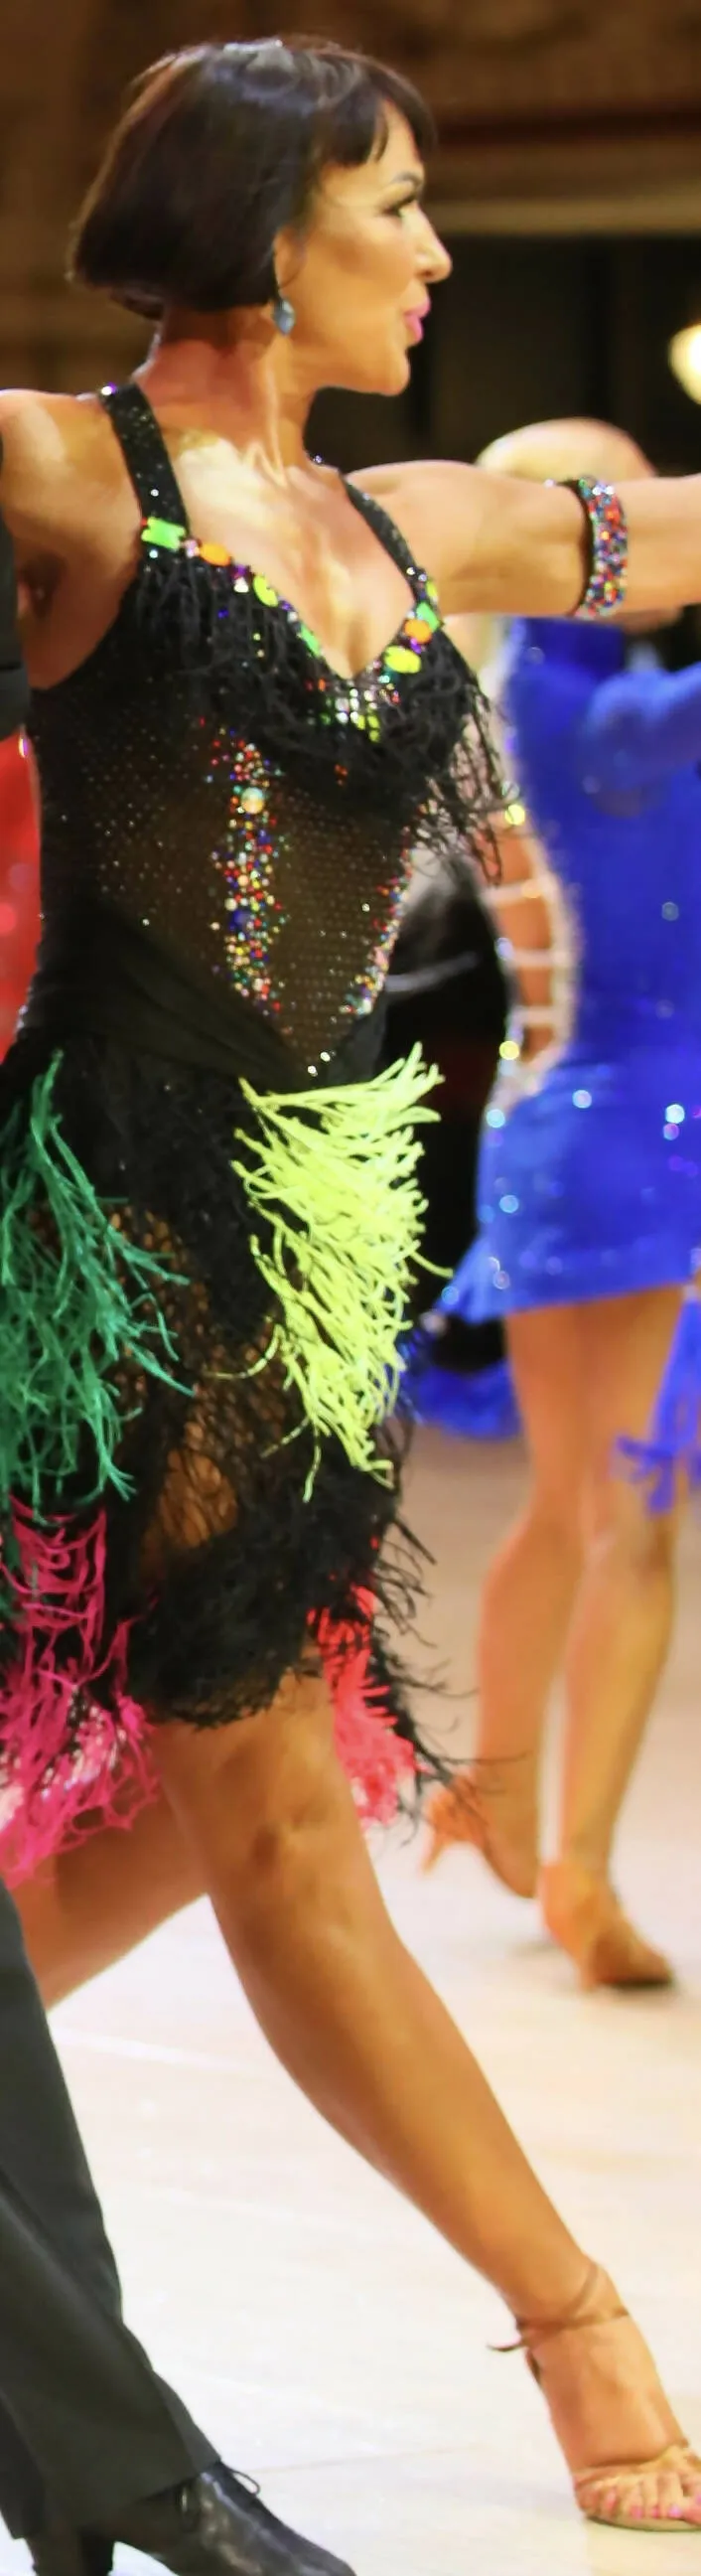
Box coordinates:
[0,384,499,1874]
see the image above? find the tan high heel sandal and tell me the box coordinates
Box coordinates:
[423,1763,538,1898]
[540,1860,674,1989]
[497,2263,701,2531]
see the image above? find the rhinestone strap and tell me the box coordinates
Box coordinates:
[559,476,629,619]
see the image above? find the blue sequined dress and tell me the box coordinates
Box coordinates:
[446,619,701,1328]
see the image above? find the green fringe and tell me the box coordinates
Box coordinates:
[232,1045,440,1497]
[0,1060,187,1515]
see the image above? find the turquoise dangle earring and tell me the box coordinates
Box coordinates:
[271,288,296,335]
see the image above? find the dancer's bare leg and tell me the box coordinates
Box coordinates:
[427,1305,588,1889]
[541,1283,682,1986]
[426,1285,683,1961]
[17,1789,203,2005]
[13,1667,700,2522]
[150,1679,700,2525]
[154,1675,582,2304]
[21,1286,679,2006]
[559,1285,681,1871]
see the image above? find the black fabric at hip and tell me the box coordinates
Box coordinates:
[20,897,386,1092]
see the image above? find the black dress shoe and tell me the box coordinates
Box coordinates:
[90,2462,355,2576]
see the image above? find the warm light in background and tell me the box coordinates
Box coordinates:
[668,323,701,405]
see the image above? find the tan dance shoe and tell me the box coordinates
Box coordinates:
[501,2262,701,2532]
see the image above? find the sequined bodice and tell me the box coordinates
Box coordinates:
[29,385,488,1071]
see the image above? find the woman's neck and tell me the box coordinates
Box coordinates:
[136,312,319,477]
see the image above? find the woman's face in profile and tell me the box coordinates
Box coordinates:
[275,105,451,398]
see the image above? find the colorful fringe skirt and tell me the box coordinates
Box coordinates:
[0,925,443,1879]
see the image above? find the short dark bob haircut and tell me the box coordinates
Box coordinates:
[69,36,435,320]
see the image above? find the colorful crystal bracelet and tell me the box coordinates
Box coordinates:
[557,475,629,619]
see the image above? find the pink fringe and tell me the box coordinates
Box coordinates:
[0,1511,415,1879]
[317,1588,417,1826]
[0,1502,155,1884]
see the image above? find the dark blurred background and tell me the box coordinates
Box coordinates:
[4,0,701,473]
[3,0,701,1291]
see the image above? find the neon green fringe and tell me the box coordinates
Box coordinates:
[0,1061,186,1514]
[232,1045,440,1494]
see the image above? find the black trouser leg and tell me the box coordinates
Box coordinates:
[0,1882,214,2533]
[0,2408,45,2543]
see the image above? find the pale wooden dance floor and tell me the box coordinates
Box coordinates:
[5,1429,701,2575]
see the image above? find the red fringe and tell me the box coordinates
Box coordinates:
[0,1502,155,1883]
[317,1587,416,1826]
[0,1511,415,1880]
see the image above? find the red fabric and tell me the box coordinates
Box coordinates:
[0,735,40,1059]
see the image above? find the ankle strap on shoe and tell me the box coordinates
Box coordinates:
[490,2263,627,2355]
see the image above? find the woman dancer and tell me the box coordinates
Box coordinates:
[3,42,701,2534]
[427,416,701,1988]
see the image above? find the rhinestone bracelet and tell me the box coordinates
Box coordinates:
[557,475,629,618]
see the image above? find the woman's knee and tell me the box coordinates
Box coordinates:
[522,1481,585,1560]
[157,1674,350,1888]
[585,1470,676,1575]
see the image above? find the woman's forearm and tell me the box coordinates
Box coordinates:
[440,468,701,621]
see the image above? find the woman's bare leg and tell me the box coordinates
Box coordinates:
[155,1674,585,2309]
[17,1789,204,2006]
[152,1684,700,2524]
[18,1279,681,2005]
[427,1305,588,1889]
[12,1675,659,2304]
[427,1285,684,1964]
[13,1649,700,2519]
[540,1284,682,1986]
[557,1286,681,1878]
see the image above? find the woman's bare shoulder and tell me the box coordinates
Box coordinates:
[0,389,118,550]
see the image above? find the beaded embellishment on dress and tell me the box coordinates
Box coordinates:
[0,379,503,1872]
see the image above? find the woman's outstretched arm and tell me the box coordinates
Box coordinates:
[361,457,701,621]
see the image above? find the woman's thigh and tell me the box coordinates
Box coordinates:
[506,1304,590,1519]
[506,1281,685,1535]
[575,1282,684,1544]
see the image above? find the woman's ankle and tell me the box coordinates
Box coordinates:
[513,2255,596,2337]
[546,1849,611,1884]
[517,2260,623,2341]
[472,1741,538,1783]
[471,1748,540,1828]
[457,1754,540,1894]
